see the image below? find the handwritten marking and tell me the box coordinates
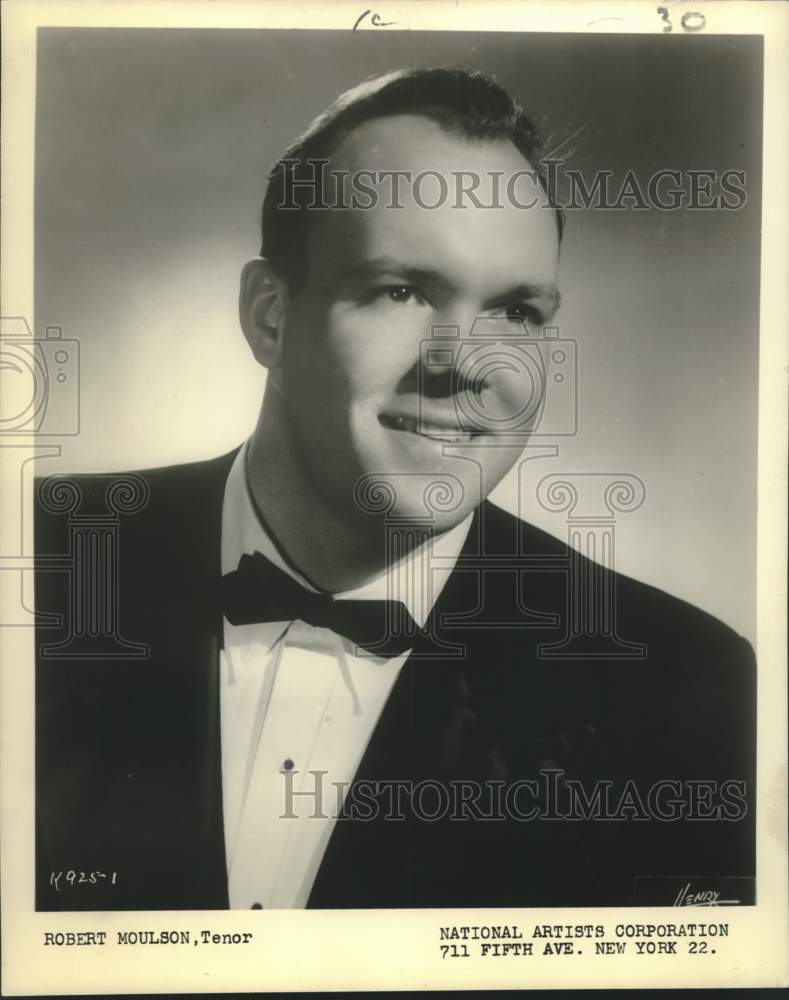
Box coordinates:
[353,8,371,30]
[353,9,397,31]
[49,869,118,891]
[657,8,707,34]
[681,11,706,32]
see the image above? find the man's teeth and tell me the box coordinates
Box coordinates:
[420,427,474,442]
[392,415,475,441]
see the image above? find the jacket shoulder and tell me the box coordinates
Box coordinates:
[34,449,238,507]
[34,449,239,548]
[482,499,752,656]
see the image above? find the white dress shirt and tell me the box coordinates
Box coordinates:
[220,443,471,909]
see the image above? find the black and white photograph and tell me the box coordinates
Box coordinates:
[1,0,787,993]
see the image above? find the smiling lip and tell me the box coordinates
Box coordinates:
[379,413,483,444]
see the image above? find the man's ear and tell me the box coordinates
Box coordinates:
[239,257,290,368]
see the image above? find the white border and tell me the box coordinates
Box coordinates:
[2,1,787,993]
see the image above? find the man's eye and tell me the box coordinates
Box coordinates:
[379,285,422,305]
[504,302,540,324]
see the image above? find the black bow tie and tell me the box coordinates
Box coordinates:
[222,551,424,656]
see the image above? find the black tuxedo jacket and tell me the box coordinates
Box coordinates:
[35,450,755,910]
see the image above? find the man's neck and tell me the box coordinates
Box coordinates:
[245,423,421,594]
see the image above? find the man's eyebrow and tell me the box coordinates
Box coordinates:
[484,283,562,318]
[339,258,562,316]
[339,257,441,284]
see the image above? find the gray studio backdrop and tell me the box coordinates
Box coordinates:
[34,29,761,643]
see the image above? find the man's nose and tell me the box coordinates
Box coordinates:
[418,307,514,393]
[414,313,471,401]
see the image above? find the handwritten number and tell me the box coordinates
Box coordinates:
[658,8,706,33]
[48,869,117,888]
[681,11,706,32]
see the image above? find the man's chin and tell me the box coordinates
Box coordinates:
[351,465,478,522]
[347,433,520,533]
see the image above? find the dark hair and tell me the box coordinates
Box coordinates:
[261,66,564,294]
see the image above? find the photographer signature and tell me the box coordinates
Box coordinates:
[673,881,740,907]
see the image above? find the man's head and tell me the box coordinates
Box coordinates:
[240,67,562,539]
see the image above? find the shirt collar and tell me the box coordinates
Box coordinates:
[221,440,472,630]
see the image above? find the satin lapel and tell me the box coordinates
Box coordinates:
[306,505,514,907]
[306,502,607,908]
[115,449,237,908]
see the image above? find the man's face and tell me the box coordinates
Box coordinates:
[275,115,560,534]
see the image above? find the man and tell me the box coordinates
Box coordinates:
[35,67,755,911]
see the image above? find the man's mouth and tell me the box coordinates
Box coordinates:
[379,413,482,444]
